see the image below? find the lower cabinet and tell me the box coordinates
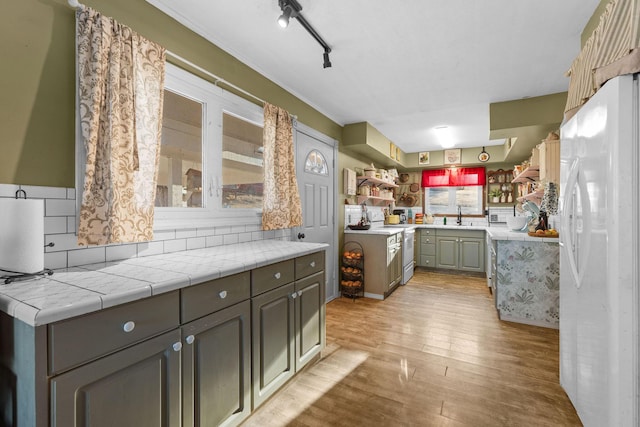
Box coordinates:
[50,329,182,427]
[251,256,325,409]
[0,251,325,427]
[182,300,251,427]
[343,232,402,299]
[251,282,296,408]
[418,228,436,267]
[435,230,485,272]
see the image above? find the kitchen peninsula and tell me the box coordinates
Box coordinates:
[0,240,327,427]
[413,224,559,329]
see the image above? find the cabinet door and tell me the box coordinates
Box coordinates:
[50,330,181,427]
[436,236,458,269]
[295,271,324,370]
[182,300,251,427]
[252,283,295,409]
[459,238,485,272]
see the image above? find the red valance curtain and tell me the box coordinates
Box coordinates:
[422,167,486,187]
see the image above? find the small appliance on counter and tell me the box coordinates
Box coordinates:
[392,209,407,224]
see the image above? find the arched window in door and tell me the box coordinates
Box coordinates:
[304,149,328,175]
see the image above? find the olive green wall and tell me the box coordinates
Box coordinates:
[0,0,342,187]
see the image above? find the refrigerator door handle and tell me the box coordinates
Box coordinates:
[561,158,592,288]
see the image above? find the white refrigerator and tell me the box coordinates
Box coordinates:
[559,73,639,426]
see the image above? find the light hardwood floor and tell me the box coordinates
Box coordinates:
[243,268,581,426]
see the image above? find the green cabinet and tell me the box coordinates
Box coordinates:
[435,229,485,273]
[181,300,251,427]
[418,228,436,267]
[50,329,182,427]
[251,252,325,409]
[251,282,296,408]
[0,252,325,427]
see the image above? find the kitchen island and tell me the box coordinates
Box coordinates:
[0,240,327,427]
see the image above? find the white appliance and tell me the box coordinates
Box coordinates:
[400,227,415,284]
[559,74,639,427]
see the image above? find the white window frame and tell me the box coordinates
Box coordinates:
[424,186,484,216]
[153,63,265,230]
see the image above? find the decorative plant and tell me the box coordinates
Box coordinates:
[488,188,503,198]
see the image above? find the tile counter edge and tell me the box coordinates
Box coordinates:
[0,240,328,327]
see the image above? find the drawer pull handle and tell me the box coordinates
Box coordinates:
[274,272,281,279]
[291,292,297,299]
[123,321,135,333]
[186,335,195,345]
[297,290,303,297]
[219,290,227,299]
[173,342,182,352]
[310,261,315,268]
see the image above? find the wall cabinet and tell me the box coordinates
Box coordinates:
[0,252,325,427]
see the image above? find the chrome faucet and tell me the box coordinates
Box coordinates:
[457,205,462,226]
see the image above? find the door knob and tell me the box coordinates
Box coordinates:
[298,233,305,239]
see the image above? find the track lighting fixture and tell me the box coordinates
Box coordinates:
[277,0,333,68]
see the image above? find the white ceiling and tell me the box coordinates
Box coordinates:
[147,0,600,153]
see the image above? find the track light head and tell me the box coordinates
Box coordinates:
[277,0,301,28]
[278,6,293,28]
[323,50,332,68]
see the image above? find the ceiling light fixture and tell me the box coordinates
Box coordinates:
[434,126,455,148]
[277,0,333,68]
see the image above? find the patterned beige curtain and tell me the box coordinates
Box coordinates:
[565,0,640,117]
[76,6,165,246]
[262,103,303,230]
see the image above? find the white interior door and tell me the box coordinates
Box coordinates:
[294,125,337,301]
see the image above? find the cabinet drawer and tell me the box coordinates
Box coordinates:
[295,252,325,280]
[181,272,250,323]
[251,260,295,296]
[420,255,436,267]
[435,229,485,239]
[48,291,180,375]
[421,243,436,256]
[421,234,435,245]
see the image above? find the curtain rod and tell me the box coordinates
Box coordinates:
[66,0,268,107]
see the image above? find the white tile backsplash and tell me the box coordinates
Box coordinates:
[45,217,68,234]
[186,237,206,250]
[176,228,197,239]
[137,241,164,257]
[106,244,138,262]
[0,183,298,271]
[45,199,76,216]
[68,247,106,267]
[21,185,67,199]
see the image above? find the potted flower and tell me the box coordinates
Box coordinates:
[489,188,503,203]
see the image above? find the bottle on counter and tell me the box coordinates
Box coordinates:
[443,216,447,225]
[407,208,413,224]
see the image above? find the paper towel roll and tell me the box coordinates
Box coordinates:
[0,198,44,274]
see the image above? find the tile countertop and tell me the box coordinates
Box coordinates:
[345,224,560,243]
[0,240,328,327]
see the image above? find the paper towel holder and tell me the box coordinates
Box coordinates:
[0,189,55,284]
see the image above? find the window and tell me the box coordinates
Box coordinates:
[304,149,328,175]
[425,186,484,215]
[154,63,264,228]
[221,113,263,209]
